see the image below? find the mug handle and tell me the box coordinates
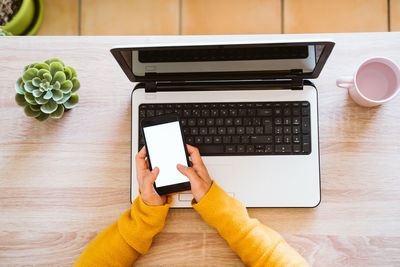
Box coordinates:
[336,76,354,88]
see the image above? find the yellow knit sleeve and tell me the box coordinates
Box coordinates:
[192,182,309,267]
[74,195,170,266]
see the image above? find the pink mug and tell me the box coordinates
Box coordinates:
[336,57,400,107]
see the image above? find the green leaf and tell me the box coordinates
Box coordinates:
[60,80,72,93]
[43,72,52,82]
[30,105,41,111]
[53,81,61,90]
[64,94,79,109]
[24,92,36,104]
[35,95,49,105]
[43,90,53,100]
[33,63,50,71]
[22,68,38,83]
[32,77,42,87]
[52,71,66,85]
[56,92,71,104]
[35,112,49,121]
[67,66,77,78]
[15,93,29,107]
[24,105,41,117]
[50,103,64,119]
[24,80,36,93]
[15,78,24,94]
[32,89,43,97]
[64,67,72,80]
[38,69,50,79]
[52,89,63,101]
[71,77,80,93]
[41,99,58,114]
[23,63,36,73]
[50,62,64,77]
[45,58,65,67]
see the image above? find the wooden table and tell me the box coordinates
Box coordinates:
[1,33,400,266]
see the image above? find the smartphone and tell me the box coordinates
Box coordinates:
[140,114,191,195]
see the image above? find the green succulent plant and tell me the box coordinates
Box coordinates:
[0,28,13,36]
[15,58,80,121]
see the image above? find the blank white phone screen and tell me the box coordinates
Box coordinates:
[143,121,189,187]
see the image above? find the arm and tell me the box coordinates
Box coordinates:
[193,183,308,267]
[177,145,309,267]
[75,147,170,266]
[74,195,170,266]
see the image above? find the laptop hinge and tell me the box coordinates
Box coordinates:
[290,69,303,90]
[144,72,158,93]
[145,81,157,93]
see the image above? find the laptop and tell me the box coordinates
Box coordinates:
[111,38,334,208]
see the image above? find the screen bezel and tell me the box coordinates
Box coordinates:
[141,114,191,195]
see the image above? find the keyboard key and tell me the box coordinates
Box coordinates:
[237,145,245,153]
[223,136,232,144]
[206,118,215,126]
[293,126,300,134]
[275,145,292,153]
[251,136,272,144]
[214,136,222,143]
[246,127,255,134]
[209,127,217,135]
[204,136,212,144]
[275,136,283,144]
[232,136,241,144]
[293,144,301,153]
[257,109,272,116]
[237,127,245,134]
[234,118,242,125]
[216,118,224,126]
[241,136,249,143]
[218,127,226,135]
[198,145,224,154]
[225,145,236,153]
[199,127,207,135]
[275,127,282,134]
[293,117,301,125]
[227,127,235,134]
[302,117,310,133]
[195,136,203,144]
[255,127,263,134]
[303,143,311,153]
[246,145,255,153]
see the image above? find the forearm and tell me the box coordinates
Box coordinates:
[193,182,309,267]
[74,195,170,266]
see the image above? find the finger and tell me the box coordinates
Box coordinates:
[142,167,159,193]
[177,164,200,182]
[186,145,204,166]
[135,147,148,171]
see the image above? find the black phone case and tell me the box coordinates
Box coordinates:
[140,114,191,195]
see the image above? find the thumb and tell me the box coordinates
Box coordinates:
[177,164,199,182]
[146,167,159,184]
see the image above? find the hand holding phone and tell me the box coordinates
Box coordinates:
[135,147,168,206]
[177,145,212,203]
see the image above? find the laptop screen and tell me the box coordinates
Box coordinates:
[111,41,334,82]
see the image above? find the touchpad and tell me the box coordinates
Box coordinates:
[178,193,193,201]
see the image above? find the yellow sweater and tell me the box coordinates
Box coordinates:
[74,183,309,266]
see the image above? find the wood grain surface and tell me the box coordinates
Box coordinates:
[1,33,400,266]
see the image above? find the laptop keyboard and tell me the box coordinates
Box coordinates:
[138,101,311,156]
